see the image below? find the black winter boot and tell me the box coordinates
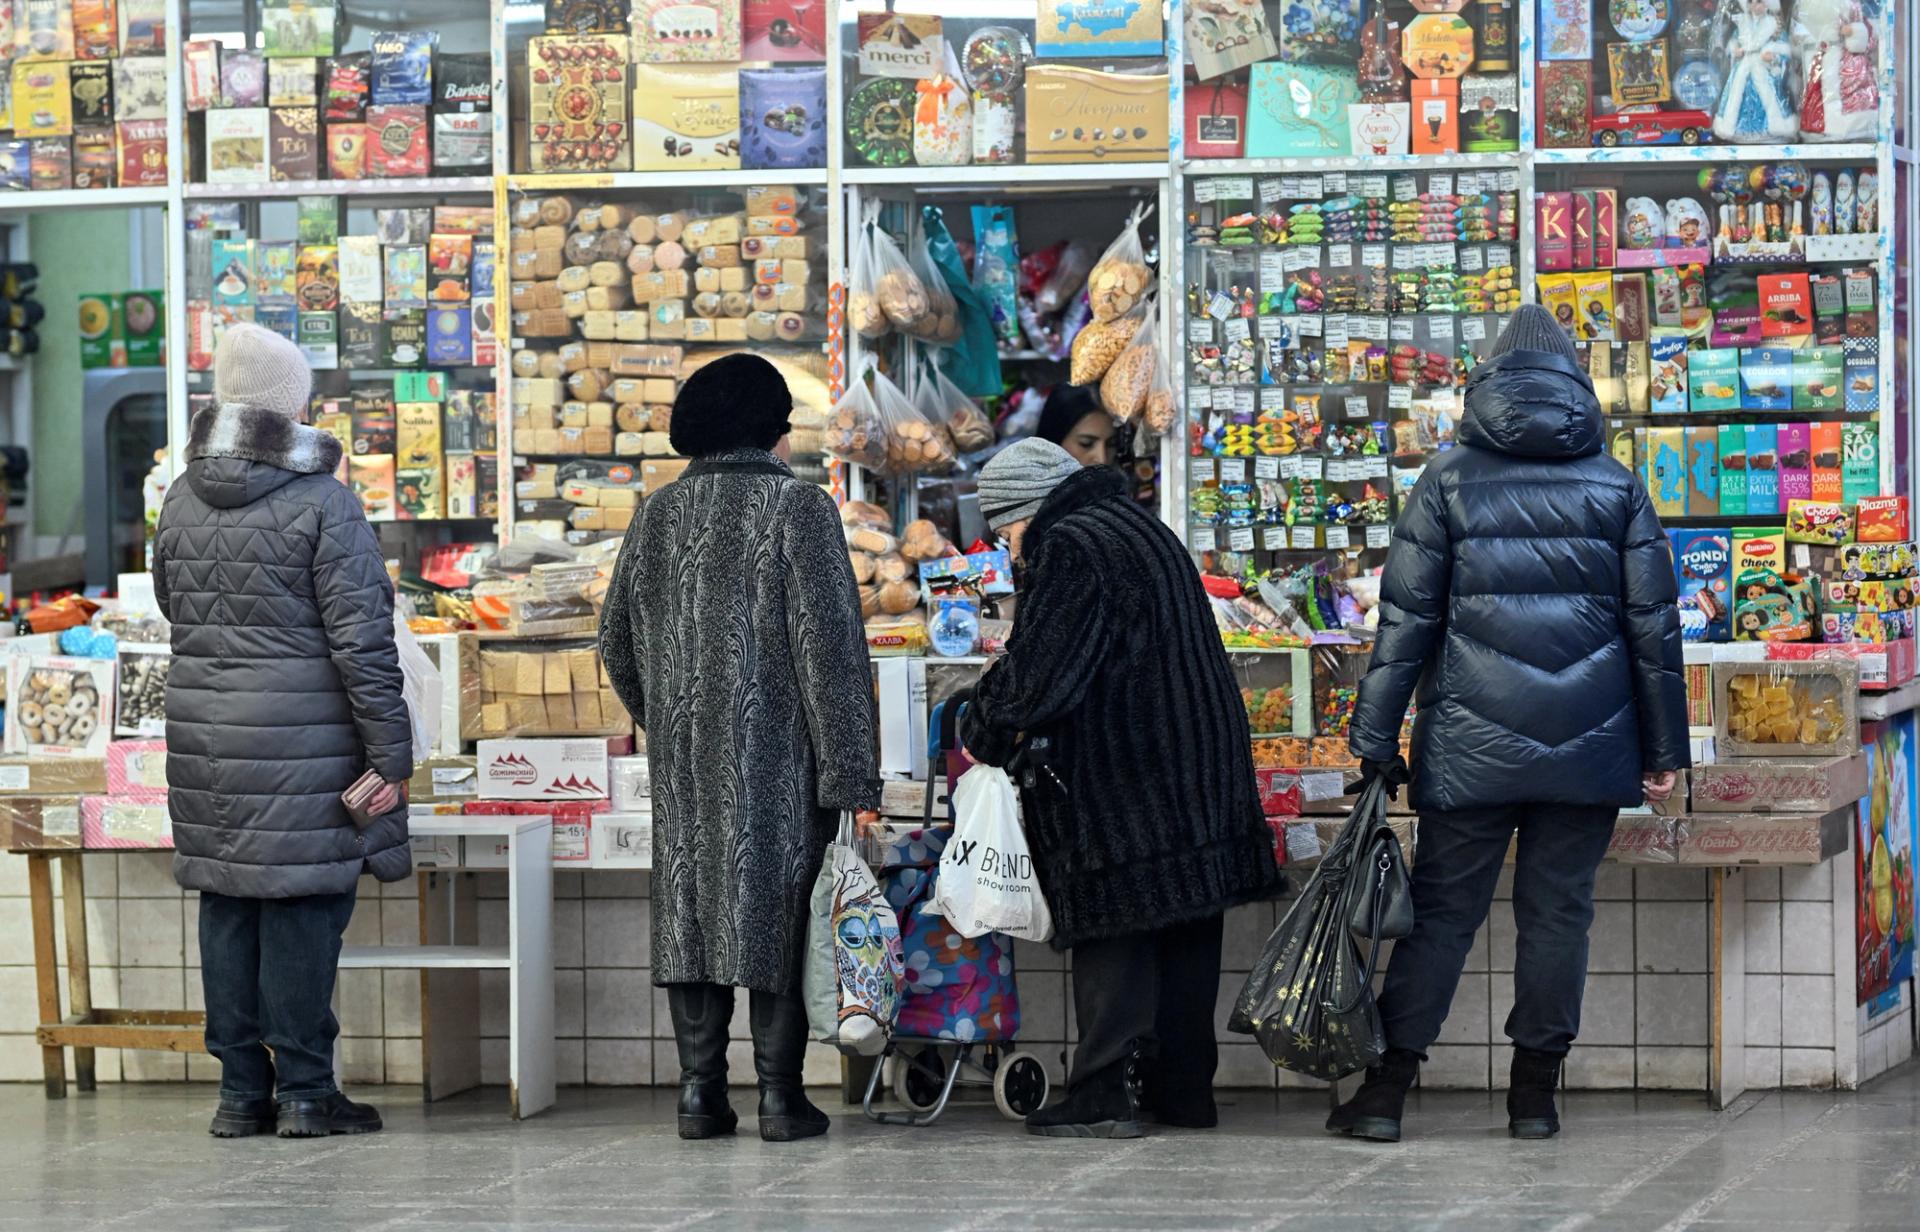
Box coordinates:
[208,1095,276,1138]
[1508,1047,1564,1139]
[1141,1054,1217,1129]
[1027,1046,1146,1139]
[277,1092,382,1138]
[667,983,739,1140]
[1325,1048,1421,1142]
[749,990,829,1142]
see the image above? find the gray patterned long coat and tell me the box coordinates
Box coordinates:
[599,448,878,995]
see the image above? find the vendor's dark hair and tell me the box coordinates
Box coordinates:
[1035,382,1106,445]
[668,352,794,457]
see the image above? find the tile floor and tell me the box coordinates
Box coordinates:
[0,1065,1917,1230]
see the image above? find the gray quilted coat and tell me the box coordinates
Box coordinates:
[155,404,414,898]
[600,448,878,995]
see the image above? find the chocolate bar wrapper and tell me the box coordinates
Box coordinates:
[366,103,428,177]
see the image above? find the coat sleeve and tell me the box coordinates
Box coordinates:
[960,532,1112,769]
[151,510,172,623]
[783,484,879,811]
[597,512,647,730]
[1351,469,1451,762]
[313,482,413,783]
[1621,480,1690,772]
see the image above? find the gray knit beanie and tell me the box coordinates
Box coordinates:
[1488,303,1576,361]
[213,322,313,419]
[979,437,1082,531]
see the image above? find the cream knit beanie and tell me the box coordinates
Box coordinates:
[213,322,313,419]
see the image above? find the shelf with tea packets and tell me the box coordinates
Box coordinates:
[0,0,171,193]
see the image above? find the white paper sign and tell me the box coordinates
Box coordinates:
[1227,526,1256,552]
[1366,524,1392,548]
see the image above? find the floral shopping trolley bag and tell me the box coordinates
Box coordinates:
[880,825,1020,1043]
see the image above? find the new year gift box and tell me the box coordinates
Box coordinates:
[1024,65,1168,163]
[1459,73,1518,151]
[527,33,631,173]
[739,65,824,169]
[1184,80,1247,159]
[1247,63,1357,158]
[1036,0,1164,58]
[632,64,740,170]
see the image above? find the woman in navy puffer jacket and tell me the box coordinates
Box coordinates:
[1330,305,1689,1144]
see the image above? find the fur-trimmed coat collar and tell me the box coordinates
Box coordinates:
[187,403,343,475]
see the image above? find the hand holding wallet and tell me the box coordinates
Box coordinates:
[342,769,406,829]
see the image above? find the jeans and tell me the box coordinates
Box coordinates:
[1068,914,1224,1110]
[1378,804,1618,1057]
[198,886,359,1102]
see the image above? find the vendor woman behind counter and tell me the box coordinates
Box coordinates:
[1036,384,1120,468]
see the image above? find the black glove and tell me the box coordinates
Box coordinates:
[1352,754,1411,800]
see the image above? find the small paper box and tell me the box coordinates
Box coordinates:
[1740,346,1795,411]
[1606,39,1671,106]
[269,106,319,180]
[106,739,170,793]
[1692,751,1866,814]
[1347,102,1409,156]
[206,107,270,182]
[1025,65,1171,162]
[1714,659,1861,758]
[1855,496,1910,544]
[631,0,741,62]
[1247,63,1355,157]
[0,797,84,851]
[1537,60,1590,148]
[1409,77,1459,154]
[1401,13,1475,77]
[369,28,434,106]
[526,33,632,172]
[1185,81,1248,158]
[738,66,824,170]
[5,654,116,759]
[1670,529,1732,642]
[1688,347,1741,411]
[1675,807,1851,865]
[1459,73,1518,151]
[1786,499,1853,547]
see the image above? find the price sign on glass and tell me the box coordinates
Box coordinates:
[1227,526,1256,552]
[1219,458,1247,482]
[1366,524,1392,549]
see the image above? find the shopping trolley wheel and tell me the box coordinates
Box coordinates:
[892,1047,948,1114]
[994,1051,1050,1120]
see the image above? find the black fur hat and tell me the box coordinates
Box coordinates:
[668,353,794,457]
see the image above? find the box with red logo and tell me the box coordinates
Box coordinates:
[1690,752,1867,813]
[476,737,616,800]
[1676,807,1851,864]
[1607,817,1682,863]
[462,798,609,865]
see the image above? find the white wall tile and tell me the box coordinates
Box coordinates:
[116,852,177,897]
[117,897,182,967]
[1215,1042,1278,1090]
[1635,868,1707,900]
[1781,1047,1835,1088]
[553,896,588,968]
[1745,974,1782,1047]
[0,852,31,898]
[0,965,44,1029]
[801,1041,840,1087]
[380,870,419,899]
[340,1037,385,1085]
[1635,1045,1708,1090]
[1781,975,1836,1048]
[477,969,509,1038]
[381,970,422,1038]
[556,1037,586,1085]
[334,968,384,1038]
[1743,868,1781,901]
[1890,1017,1914,1069]
[582,870,649,898]
[1588,900,1635,972]
[554,967,586,1039]
[379,898,420,946]
[81,895,118,968]
[384,1037,423,1084]
[480,1037,506,1086]
[584,967,650,1039]
[1635,974,1709,1046]
[581,898,648,967]
[1744,900,1783,974]
[585,1038,653,1085]
[1564,1045,1635,1088]
[118,966,184,1011]
[1422,1044,1490,1090]
[1779,864,1833,901]
[122,1047,188,1081]
[0,898,36,965]
[344,896,384,946]
[1860,1021,1889,1080]
[1744,1046,1782,1088]
[1579,973,1636,1046]
[1593,864,1636,900]
[1780,901,1835,975]
[1436,972,1490,1045]
[1634,902,1708,973]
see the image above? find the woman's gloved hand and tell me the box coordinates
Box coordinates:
[1355,754,1412,800]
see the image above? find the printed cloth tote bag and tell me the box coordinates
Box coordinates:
[803,812,906,1056]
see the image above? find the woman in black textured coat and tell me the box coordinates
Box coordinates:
[961,438,1281,1139]
[1331,305,1689,1144]
[599,354,878,1144]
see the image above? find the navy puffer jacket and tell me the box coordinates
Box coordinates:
[1349,348,1690,813]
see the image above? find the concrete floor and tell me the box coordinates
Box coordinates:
[4,1068,1919,1231]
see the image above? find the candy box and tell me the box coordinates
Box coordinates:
[1460,73,1518,152]
[1856,496,1909,544]
[1538,0,1592,60]
[5,653,116,759]
[350,453,397,522]
[632,64,740,171]
[1185,81,1248,158]
[744,0,824,60]
[1670,528,1732,642]
[526,33,631,173]
[1348,102,1410,157]
[1536,59,1590,148]
[1036,0,1164,57]
[739,66,825,170]
[1649,332,1688,412]
[1733,525,1784,577]
[1714,659,1860,757]
[1687,348,1740,411]
[1690,752,1867,814]
[1247,63,1354,158]
[396,464,443,520]
[1740,347,1794,411]
[1786,499,1853,547]
[1028,65,1172,163]
[1535,191,1573,272]
[1836,541,1917,582]
[631,0,740,62]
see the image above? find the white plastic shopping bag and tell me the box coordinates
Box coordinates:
[930,766,1054,943]
[803,813,905,1056]
[391,612,442,764]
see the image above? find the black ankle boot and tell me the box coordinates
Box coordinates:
[209,1095,276,1138]
[667,983,739,1140]
[1326,1048,1421,1142]
[1508,1047,1564,1139]
[277,1092,382,1138]
[749,990,829,1142]
[1027,1046,1145,1139]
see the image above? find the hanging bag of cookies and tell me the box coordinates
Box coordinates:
[934,364,996,455]
[825,363,890,472]
[848,204,891,341]
[872,365,953,475]
[904,222,962,346]
[1087,201,1156,324]
[869,219,934,337]
[1141,336,1178,435]
[1101,299,1161,422]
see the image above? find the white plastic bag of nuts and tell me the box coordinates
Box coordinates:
[1087,201,1155,323]
[1069,303,1143,386]
[1100,301,1161,422]
[868,222,934,336]
[848,206,891,341]
[934,365,996,454]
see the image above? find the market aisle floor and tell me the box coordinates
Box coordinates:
[2,1065,1917,1231]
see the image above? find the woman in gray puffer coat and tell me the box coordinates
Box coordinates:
[154,324,412,1141]
[601,353,878,1144]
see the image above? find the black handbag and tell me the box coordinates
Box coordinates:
[1347,800,1413,942]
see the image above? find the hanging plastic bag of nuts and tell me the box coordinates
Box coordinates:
[1070,301,1143,386]
[1087,201,1155,323]
[1142,340,1178,436]
[1101,299,1161,422]
[872,366,953,475]
[825,365,890,471]
[848,203,891,340]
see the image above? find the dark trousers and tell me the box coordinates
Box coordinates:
[1378,804,1617,1057]
[198,886,358,1103]
[1069,914,1224,1106]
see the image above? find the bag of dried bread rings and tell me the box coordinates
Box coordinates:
[872,366,953,475]
[903,223,962,345]
[933,366,995,454]
[1069,305,1141,386]
[1101,301,1160,422]
[825,366,889,471]
[1087,201,1155,324]
[1141,340,1177,436]
[848,208,890,340]
[869,222,933,336]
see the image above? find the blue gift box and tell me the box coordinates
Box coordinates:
[1247,63,1357,158]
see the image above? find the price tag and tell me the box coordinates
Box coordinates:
[1189,527,1218,552]
[1323,172,1348,196]
[1257,251,1285,287]
[1190,457,1216,482]
[1291,525,1319,549]
[1298,456,1325,479]
[1286,821,1324,860]
[1223,317,1251,343]
[1260,387,1288,412]
[1326,459,1351,482]
[1256,314,1285,339]
[1227,526,1257,552]
[1284,246,1321,272]
[1458,245,1485,272]
[1254,456,1281,479]
[1366,524,1392,549]
[1324,315,1350,350]
[1428,173,1453,199]
[1218,176,1254,200]
[1499,169,1521,192]
[1345,395,1371,419]
[1325,525,1352,549]
[1327,243,1354,269]
[1388,384,1413,409]
[1432,244,1458,269]
[1233,387,1257,417]
[1296,314,1323,337]
[1193,180,1218,203]
[1461,316,1488,343]
[1300,175,1324,198]
[1389,317,1416,343]
[1390,245,1418,271]
[1257,177,1285,205]
[1361,243,1388,270]
[1188,319,1215,344]
[1188,384,1210,408]
[1207,291,1236,321]
[1356,314,1389,342]
[1219,458,1248,483]
[1262,525,1289,551]
[1392,174,1419,202]
[1455,171,1481,196]
[1430,315,1455,343]
[1355,173,1389,199]
[1488,244,1513,270]
[1366,458,1390,479]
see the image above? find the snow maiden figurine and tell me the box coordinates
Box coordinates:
[1796,0,1878,142]
[1711,0,1797,143]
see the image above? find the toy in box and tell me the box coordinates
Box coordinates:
[1836,541,1917,582]
[4,654,115,758]
[1732,566,1816,643]
[1670,528,1731,642]
[1687,348,1740,411]
[1785,500,1853,547]
[1714,659,1861,758]
[1855,496,1909,544]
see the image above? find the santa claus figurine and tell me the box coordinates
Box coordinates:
[1797,0,1879,142]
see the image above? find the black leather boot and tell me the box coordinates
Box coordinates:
[1508,1047,1564,1139]
[1141,1053,1217,1129]
[749,990,829,1142]
[1325,1048,1421,1142]
[667,983,739,1140]
[1027,1046,1145,1139]
[209,1096,276,1138]
[277,1092,382,1138]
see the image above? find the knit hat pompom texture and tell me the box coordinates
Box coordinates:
[979,437,1083,531]
[670,352,793,457]
[1488,303,1577,362]
[213,323,314,419]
